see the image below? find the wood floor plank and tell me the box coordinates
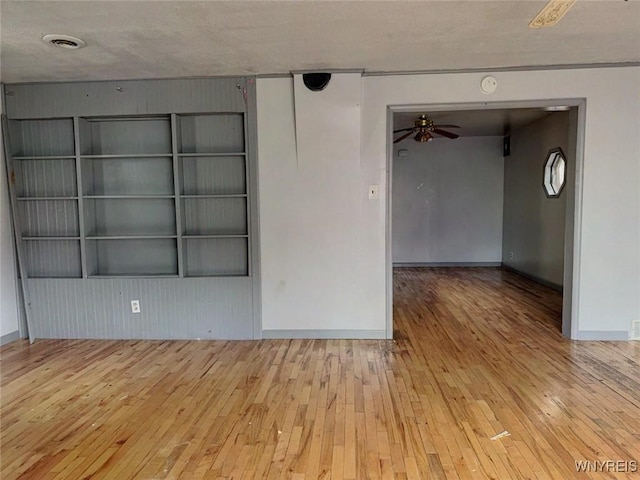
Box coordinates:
[2,267,639,479]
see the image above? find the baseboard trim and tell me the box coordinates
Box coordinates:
[0,330,21,346]
[575,330,630,341]
[501,265,563,292]
[262,329,386,340]
[393,262,502,268]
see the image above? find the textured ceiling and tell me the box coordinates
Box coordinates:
[1,0,639,83]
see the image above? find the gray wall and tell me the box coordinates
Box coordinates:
[502,111,571,287]
[392,136,504,264]
[5,78,260,340]
[26,278,253,340]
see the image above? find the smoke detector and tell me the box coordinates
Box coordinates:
[42,34,86,50]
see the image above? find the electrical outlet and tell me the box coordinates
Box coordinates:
[131,300,140,314]
[369,185,378,200]
[509,251,514,260]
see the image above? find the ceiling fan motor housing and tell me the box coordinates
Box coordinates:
[415,115,434,129]
[393,114,460,144]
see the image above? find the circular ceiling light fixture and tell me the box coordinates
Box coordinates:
[42,34,86,50]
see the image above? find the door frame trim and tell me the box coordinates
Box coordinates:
[385,99,586,339]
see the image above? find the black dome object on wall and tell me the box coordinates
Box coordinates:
[302,73,331,91]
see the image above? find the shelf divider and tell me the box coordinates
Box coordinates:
[74,117,88,279]
[171,114,185,278]
[243,111,252,277]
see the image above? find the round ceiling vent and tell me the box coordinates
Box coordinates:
[42,34,86,49]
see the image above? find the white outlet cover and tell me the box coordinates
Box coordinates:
[369,185,378,200]
[131,300,140,313]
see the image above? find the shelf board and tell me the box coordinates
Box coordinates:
[184,273,249,278]
[84,195,175,199]
[180,194,247,199]
[178,152,246,157]
[22,236,81,240]
[17,196,78,201]
[182,234,249,239]
[83,115,171,122]
[86,235,178,240]
[13,155,75,161]
[29,275,83,279]
[81,154,173,159]
[88,274,179,279]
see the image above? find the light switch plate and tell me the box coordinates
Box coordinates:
[369,185,378,200]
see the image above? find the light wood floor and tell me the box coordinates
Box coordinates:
[1,268,639,479]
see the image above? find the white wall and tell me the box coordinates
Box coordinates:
[362,67,639,338]
[257,74,383,335]
[0,92,21,341]
[392,136,504,264]
[502,112,571,286]
[257,66,640,339]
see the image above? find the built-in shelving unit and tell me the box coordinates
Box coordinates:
[9,112,250,278]
[4,77,258,341]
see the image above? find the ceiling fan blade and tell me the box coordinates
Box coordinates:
[432,128,459,139]
[394,131,414,144]
[431,125,460,129]
[393,127,415,133]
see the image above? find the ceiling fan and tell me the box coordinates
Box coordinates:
[393,114,461,144]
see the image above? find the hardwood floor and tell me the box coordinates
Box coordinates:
[1,267,639,479]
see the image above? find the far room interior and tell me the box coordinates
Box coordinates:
[390,106,576,335]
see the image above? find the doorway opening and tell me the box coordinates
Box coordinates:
[386,101,584,339]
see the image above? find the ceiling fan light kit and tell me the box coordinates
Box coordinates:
[414,131,433,143]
